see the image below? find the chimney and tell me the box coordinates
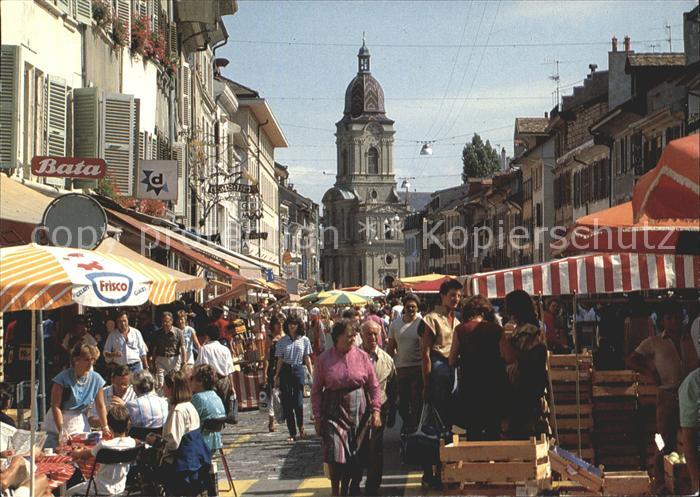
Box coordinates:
[589,63,598,74]
[544,111,549,119]
[623,35,631,52]
[612,36,618,52]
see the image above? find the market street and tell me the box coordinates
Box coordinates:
[219,400,424,497]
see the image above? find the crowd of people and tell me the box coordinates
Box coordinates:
[1,283,699,496]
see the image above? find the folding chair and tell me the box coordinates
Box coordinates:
[201,417,237,497]
[128,426,162,440]
[83,444,144,497]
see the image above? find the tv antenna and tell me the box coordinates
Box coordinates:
[665,22,672,51]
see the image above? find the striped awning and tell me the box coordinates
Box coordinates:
[0,244,185,312]
[467,253,700,298]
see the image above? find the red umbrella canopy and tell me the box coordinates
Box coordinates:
[632,135,700,223]
[409,275,456,293]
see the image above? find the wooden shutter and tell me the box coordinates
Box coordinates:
[0,45,20,170]
[172,142,186,216]
[150,135,158,160]
[56,0,70,14]
[102,93,135,195]
[43,76,68,187]
[72,87,102,189]
[138,0,147,19]
[169,21,178,57]
[179,61,191,129]
[75,0,92,24]
[150,0,160,33]
[116,0,131,42]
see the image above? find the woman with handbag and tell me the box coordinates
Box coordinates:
[274,315,313,441]
[311,318,382,496]
[264,315,285,432]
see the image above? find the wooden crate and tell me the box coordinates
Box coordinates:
[440,435,552,492]
[602,471,651,496]
[664,456,692,495]
[549,448,604,494]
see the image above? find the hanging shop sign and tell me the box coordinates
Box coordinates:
[208,183,260,195]
[136,160,178,200]
[246,231,269,240]
[31,156,107,179]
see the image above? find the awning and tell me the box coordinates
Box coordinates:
[408,276,457,294]
[146,224,240,271]
[632,135,699,223]
[107,209,244,282]
[467,253,700,298]
[95,237,205,293]
[0,176,120,247]
[204,278,267,307]
[553,202,700,256]
[398,273,450,285]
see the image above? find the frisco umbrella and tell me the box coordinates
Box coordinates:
[316,291,370,306]
[0,243,200,494]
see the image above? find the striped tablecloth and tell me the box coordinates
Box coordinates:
[233,370,265,410]
[35,455,77,490]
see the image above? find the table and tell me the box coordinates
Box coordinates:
[55,440,98,481]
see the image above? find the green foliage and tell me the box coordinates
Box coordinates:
[461,133,500,182]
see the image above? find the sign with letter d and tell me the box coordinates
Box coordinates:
[136,160,178,200]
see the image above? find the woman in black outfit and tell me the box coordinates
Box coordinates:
[501,290,551,439]
[448,296,508,440]
[265,315,285,432]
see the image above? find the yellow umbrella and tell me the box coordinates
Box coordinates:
[316,291,370,306]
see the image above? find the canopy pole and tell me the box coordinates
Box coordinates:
[572,293,582,458]
[29,311,37,497]
[38,310,46,422]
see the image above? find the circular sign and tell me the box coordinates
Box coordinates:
[282,251,293,265]
[38,193,108,249]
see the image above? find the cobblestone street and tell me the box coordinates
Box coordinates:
[218,399,425,496]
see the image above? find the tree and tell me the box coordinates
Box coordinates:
[461,133,500,182]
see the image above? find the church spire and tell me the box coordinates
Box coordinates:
[358,33,370,74]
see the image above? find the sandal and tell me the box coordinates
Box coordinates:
[298,427,306,439]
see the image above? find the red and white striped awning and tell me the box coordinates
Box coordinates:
[467,253,700,299]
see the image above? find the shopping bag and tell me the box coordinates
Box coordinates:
[226,396,239,425]
[402,403,446,466]
[272,387,284,423]
[258,388,270,418]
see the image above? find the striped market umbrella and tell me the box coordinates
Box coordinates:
[299,291,320,303]
[0,243,190,312]
[316,291,370,307]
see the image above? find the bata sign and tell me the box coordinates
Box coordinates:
[31,156,107,179]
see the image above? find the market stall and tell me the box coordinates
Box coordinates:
[0,243,204,494]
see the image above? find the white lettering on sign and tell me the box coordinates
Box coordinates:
[31,156,107,179]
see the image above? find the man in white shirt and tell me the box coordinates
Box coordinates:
[103,311,148,372]
[196,325,237,412]
[90,364,136,427]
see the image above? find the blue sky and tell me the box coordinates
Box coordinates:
[219,0,695,203]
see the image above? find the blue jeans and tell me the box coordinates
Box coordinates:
[279,363,305,437]
[128,361,143,373]
[429,357,453,435]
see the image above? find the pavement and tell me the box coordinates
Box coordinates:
[217,398,430,497]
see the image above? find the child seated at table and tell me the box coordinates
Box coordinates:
[66,405,136,496]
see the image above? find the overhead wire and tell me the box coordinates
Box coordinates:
[439,0,503,139]
[423,0,474,140]
[431,1,487,141]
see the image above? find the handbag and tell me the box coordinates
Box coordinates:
[226,396,239,424]
[272,387,284,423]
[402,402,446,466]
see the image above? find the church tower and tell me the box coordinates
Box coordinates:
[321,40,407,289]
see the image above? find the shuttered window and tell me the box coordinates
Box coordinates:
[169,21,178,57]
[0,45,20,169]
[172,142,187,216]
[103,93,135,195]
[45,76,67,157]
[116,0,131,43]
[179,61,191,129]
[74,0,92,24]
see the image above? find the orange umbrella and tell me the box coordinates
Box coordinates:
[632,135,700,223]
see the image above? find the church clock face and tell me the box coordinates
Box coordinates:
[365,122,383,143]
